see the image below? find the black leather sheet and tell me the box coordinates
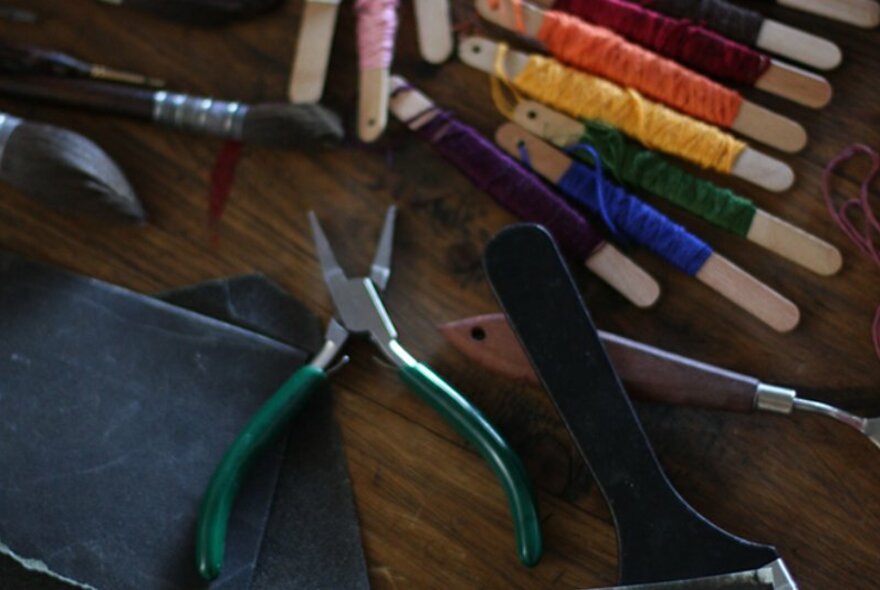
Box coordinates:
[0,261,368,589]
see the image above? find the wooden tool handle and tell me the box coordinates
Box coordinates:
[601,332,760,413]
[440,314,762,413]
[0,75,155,119]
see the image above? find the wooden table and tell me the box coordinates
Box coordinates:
[1,1,878,588]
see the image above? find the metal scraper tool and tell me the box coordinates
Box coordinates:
[484,224,797,590]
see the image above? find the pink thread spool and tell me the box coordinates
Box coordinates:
[357,0,399,70]
[356,0,399,141]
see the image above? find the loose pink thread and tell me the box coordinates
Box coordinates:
[821,143,880,360]
[356,0,400,70]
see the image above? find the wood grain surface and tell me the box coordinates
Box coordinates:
[0,1,877,588]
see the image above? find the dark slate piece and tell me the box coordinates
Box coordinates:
[157,274,323,356]
[160,275,370,590]
[0,257,304,590]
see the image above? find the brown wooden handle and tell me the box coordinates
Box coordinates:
[601,332,760,413]
[440,315,761,413]
[0,75,155,119]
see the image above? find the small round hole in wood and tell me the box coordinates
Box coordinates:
[470,326,486,341]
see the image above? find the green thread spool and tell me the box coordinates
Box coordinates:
[569,120,757,237]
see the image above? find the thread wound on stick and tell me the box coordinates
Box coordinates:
[415,111,604,260]
[553,0,770,85]
[357,0,400,70]
[559,159,713,275]
[511,53,746,172]
[569,119,756,235]
[639,0,764,46]
[538,11,743,128]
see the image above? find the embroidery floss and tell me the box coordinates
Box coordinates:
[413,109,604,260]
[567,119,756,236]
[551,0,771,85]
[822,144,880,359]
[556,154,713,274]
[494,47,746,173]
[632,0,764,46]
[356,0,400,70]
[536,9,744,128]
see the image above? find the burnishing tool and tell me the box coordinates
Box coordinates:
[196,207,543,580]
[439,314,880,450]
[484,224,798,589]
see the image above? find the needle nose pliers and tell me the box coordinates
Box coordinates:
[195,206,542,580]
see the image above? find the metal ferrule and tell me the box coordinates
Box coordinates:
[385,339,417,369]
[0,113,23,164]
[755,383,797,415]
[152,91,248,139]
[309,319,349,370]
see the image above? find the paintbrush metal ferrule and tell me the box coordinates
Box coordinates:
[0,112,22,161]
[90,65,166,88]
[152,91,248,139]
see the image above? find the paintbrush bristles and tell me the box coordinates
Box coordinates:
[241,104,344,148]
[1,121,145,220]
[99,0,283,23]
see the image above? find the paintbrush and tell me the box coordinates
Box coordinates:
[0,41,165,88]
[0,76,345,148]
[95,0,283,23]
[0,112,144,220]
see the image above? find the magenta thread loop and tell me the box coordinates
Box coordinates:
[822,143,880,360]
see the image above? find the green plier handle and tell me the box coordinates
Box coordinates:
[196,364,326,580]
[398,361,542,566]
[196,359,542,580]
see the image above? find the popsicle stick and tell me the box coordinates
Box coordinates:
[756,19,842,70]
[754,60,832,109]
[359,67,389,142]
[583,242,662,308]
[413,0,454,63]
[511,101,839,274]
[476,0,814,142]
[458,37,795,192]
[496,122,800,331]
[776,0,879,29]
[731,100,806,153]
[388,75,661,308]
[289,0,341,103]
[746,211,842,275]
[696,255,799,332]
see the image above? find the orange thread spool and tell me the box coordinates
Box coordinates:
[537,10,743,129]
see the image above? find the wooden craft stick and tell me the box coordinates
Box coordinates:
[746,211,842,276]
[288,0,341,103]
[458,37,795,192]
[512,102,841,275]
[496,122,801,332]
[776,0,879,30]
[359,67,389,142]
[476,0,819,144]
[413,0,454,63]
[755,19,842,71]
[388,75,661,308]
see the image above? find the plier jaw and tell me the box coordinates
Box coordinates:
[308,207,405,366]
